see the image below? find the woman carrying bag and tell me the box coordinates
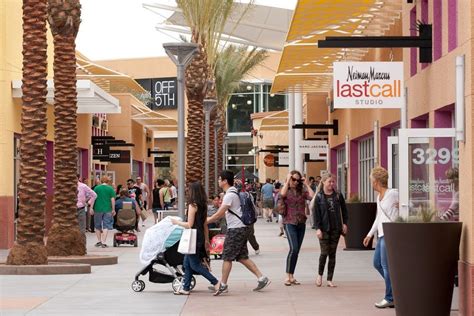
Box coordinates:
[279,170,314,286]
[312,173,348,288]
[171,182,221,295]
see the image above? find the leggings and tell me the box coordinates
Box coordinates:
[318,230,341,281]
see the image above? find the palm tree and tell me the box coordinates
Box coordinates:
[175,0,252,184]
[45,0,84,256]
[214,45,268,177]
[7,0,49,265]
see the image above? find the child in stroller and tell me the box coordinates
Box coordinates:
[133,217,197,292]
[114,189,140,247]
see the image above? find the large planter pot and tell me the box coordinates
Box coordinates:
[343,202,377,250]
[383,222,462,316]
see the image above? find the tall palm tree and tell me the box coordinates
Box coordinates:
[214,45,268,177]
[175,0,251,184]
[46,0,84,256]
[7,0,49,265]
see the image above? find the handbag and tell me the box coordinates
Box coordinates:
[177,229,197,255]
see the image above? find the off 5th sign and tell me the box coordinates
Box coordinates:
[333,62,403,109]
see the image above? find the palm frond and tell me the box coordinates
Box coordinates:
[215,45,268,110]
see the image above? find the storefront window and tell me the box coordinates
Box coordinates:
[336,147,346,198]
[358,137,376,202]
[132,160,140,180]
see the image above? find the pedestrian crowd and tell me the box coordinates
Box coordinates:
[75,167,398,310]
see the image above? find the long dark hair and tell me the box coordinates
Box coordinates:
[187,181,208,224]
[290,170,304,194]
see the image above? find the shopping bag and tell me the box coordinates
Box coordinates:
[177,229,197,254]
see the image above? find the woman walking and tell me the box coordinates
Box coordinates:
[363,167,398,309]
[280,171,314,286]
[312,173,348,287]
[151,179,164,224]
[171,182,221,295]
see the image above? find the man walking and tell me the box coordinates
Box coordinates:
[77,174,96,234]
[208,170,270,295]
[261,178,274,222]
[92,176,116,248]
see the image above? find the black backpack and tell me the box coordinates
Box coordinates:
[228,190,257,226]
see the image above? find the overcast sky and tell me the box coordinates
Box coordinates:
[76,0,297,61]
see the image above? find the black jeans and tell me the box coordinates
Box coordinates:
[247,224,259,251]
[318,230,341,281]
[284,223,306,274]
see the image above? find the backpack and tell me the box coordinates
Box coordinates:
[228,190,257,226]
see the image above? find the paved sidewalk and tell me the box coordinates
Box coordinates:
[0,217,459,315]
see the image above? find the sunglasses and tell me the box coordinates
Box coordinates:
[291,177,301,182]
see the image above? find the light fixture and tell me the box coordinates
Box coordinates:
[247,100,252,105]
[270,94,275,97]
[228,156,232,160]
[246,85,252,91]
[232,103,237,109]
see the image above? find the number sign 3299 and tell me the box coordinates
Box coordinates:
[412,147,458,165]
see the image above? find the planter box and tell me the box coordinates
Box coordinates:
[383,222,462,316]
[344,202,376,250]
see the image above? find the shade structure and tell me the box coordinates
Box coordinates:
[234,169,258,181]
[271,0,403,93]
[143,2,293,51]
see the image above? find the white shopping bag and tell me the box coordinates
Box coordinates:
[177,229,197,254]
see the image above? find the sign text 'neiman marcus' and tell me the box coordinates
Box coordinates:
[333,62,404,109]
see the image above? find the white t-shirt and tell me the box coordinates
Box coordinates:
[222,186,246,229]
[170,185,177,199]
[368,189,399,238]
[139,183,148,200]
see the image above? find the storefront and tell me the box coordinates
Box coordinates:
[271,0,472,313]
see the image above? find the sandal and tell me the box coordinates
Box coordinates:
[316,275,322,287]
[290,279,301,285]
[214,283,228,296]
[284,280,292,286]
[327,281,337,288]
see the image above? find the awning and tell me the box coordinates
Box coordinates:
[130,99,178,137]
[271,0,402,93]
[76,52,146,95]
[251,110,288,131]
[11,79,121,114]
[143,2,293,51]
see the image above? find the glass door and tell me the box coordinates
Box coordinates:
[398,128,457,219]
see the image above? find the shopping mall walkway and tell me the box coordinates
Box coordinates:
[0,217,459,316]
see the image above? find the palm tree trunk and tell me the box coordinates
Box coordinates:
[46,29,85,256]
[7,0,49,265]
[185,44,207,185]
[209,112,215,194]
[217,108,226,174]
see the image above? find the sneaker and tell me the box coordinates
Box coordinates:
[255,249,260,255]
[375,299,394,308]
[94,242,102,247]
[214,284,228,296]
[174,289,190,295]
[253,277,271,291]
[101,243,108,248]
[278,232,284,237]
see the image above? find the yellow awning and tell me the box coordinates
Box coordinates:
[271,0,402,93]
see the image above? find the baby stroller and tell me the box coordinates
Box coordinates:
[114,201,138,247]
[131,223,196,293]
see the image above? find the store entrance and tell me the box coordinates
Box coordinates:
[394,128,458,219]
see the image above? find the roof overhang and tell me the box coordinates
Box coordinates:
[143,2,293,51]
[129,99,178,137]
[252,110,288,131]
[271,0,402,93]
[11,79,121,114]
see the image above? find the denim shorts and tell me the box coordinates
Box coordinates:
[94,212,114,230]
[152,207,162,213]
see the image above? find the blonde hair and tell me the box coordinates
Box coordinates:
[317,173,334,193]
[100,176,110,184]
[370,166,388,188]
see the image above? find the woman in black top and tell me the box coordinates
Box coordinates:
[312,173,348,288]
[171,182,220,295]
[151,179,164,224]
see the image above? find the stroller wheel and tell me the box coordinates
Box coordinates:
[190,276,196,290]
[172,276,183,293]
[131,280,145,292]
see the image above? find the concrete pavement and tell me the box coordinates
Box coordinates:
[0,217,459,315]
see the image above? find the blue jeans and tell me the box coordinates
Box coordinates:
[373,236,393,302]
[183,254,218,291]
[284,223,306,274]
